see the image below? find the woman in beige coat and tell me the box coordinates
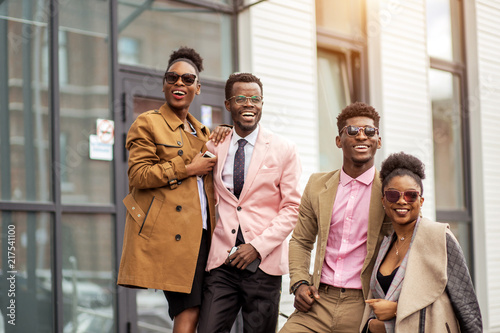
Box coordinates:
[117,47,221,333]
[361,152,482,332]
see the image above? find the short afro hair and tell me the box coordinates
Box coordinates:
[380,152,426,194]
[167,46,204,73]
[225,73,263,100]
[336,102,380,133]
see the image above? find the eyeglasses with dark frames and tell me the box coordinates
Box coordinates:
[340,125,379,137]
[227,95,263,105]
[164,72,197,86]
[384,190,420,203]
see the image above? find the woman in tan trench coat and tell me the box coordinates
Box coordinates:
[117,47,219,333]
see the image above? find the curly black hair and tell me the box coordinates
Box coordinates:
[167,46,204,73]
[336,102,380,133]
[380,152,426,194]
[225,73,263,100]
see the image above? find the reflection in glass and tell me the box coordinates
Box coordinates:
[317,50,350,172]
[58,0,113,205]
[0,211,54,332]
[0,0,52,202]
[426,0,462,61]
[118,0,232,80]
[429,69,465,210]
[316,0,363,38]
[61,214,115,333]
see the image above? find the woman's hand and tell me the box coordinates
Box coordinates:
[185,153,216,176]
[365,299,397,321]
[209,125,232,146]
[368,318,387,333]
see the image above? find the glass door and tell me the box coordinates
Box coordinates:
[117,69,228,333]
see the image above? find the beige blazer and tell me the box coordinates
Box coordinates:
[288,169,391,298]
[117,103,216,293]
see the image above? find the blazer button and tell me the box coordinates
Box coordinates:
[176,205,182,212]
[237,206,242,211]
[175,234,181,241]
[178,150,183,156]
[231,229,236,234]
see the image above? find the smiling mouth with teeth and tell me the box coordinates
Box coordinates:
[242,112,255,117]
[173,91,186,96]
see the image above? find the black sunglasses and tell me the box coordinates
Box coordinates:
[164,72,197,86]
[340,125,379,137]
[384,190,420,203]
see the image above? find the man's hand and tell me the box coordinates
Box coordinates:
[365,299,397,321]
[293,284,320,312]
[225,244,259,270]
[185,153,216,177]
[209,126,232,146]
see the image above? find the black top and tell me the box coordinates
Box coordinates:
[377,266,399,294]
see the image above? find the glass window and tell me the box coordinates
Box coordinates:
[0,0,52,203]
[118,0,233,80]
[316,0,364,38]
[58,0,113,205]
[0,211,54,332]
[61,214,115,333]
[426,0,462,62]
[429,69,465,211]
[317,49,350,172]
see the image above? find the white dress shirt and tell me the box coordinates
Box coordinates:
[221,126,260,195]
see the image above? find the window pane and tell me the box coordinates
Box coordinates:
[61,214,115,332]
[447,221,472,267]
[0,211,54,332]
[0,0,52,202]
[430,69,465,210]
[317,50,350,172]
[316,0,363,38]
[118,0,232,80]
[427,0,462,62]
[59,0,113,205]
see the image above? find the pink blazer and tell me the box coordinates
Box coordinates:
[205,127,302,276]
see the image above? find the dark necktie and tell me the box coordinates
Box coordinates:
[233,139,247,199]
[233,139,247,245]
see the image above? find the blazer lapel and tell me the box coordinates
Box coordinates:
[318,171,340,245]
[238,128,271,200]
[360,169,387,296]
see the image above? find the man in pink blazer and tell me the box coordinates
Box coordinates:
[198,73,302,332]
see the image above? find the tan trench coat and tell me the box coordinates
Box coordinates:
[117,103,215,293]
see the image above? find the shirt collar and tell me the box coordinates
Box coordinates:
[340,165,375,186]
[231,125,259,147]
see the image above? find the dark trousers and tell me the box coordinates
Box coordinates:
[198,265,282,333]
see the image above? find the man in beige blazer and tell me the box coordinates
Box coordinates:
[280,102,391,332]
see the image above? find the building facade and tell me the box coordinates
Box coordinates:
[0,0,498,332]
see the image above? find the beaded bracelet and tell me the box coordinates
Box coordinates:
[291,280,310,294]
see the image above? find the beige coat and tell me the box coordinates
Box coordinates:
[117,103,215,293]
[288,169,392,298]
[361,218,479,332]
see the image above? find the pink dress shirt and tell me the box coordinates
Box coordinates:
[320,166,375,289]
